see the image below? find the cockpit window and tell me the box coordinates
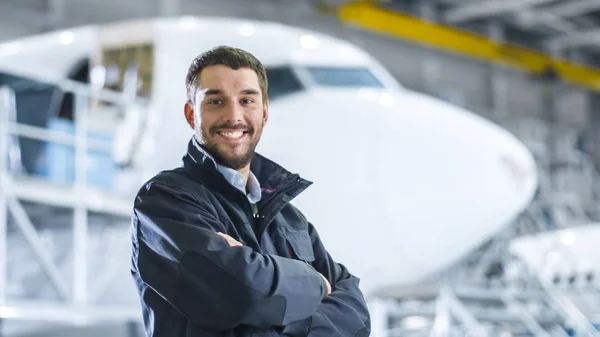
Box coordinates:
[265,66,303,100]
[305,66,384,88]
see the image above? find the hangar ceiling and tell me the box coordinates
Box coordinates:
[395,0,600,68]
[0,0,599,80]
[1,0,600,68]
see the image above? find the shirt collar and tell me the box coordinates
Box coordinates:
[192,137,262,204]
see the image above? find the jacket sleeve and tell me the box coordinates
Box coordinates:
[131,181,329,331]
[306,223,371,337]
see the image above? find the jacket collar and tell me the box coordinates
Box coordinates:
[191,137,261,203]
[182,137,312,203]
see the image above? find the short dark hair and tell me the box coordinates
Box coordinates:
[185,45,268,103]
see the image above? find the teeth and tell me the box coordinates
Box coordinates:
[220,131,243,139]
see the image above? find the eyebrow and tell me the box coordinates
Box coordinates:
[241,89,260,95]
[204,89,222,96]
[204,88,260,96]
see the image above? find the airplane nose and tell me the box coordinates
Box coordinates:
[258,89,537,292]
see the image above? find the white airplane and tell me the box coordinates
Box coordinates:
[507,224,600,331]
[0,16,538,331]
[509,224,600,289]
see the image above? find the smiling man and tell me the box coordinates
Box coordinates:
[130,46,370,337]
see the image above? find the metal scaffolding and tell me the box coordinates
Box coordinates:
[0,69,148,332]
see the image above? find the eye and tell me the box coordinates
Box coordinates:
[241,98,254,104]
[207,99,223,105]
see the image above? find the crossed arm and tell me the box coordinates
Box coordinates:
[285,223,371,337]
[218,230,370,337]
[132,181,370,336]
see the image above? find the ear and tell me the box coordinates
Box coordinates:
[184,102,195,129]
[262,100,269,125]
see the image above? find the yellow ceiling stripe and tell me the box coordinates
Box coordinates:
[337,1,600,92]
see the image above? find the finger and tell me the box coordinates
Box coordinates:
[220,233,239,244]
[216,233,243,247]
[216,233,233,246]
[216,232,233,241]
[217,232,234,241]
[226,236,243,246]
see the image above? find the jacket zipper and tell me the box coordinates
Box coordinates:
[254,177,299,221]
[208,170,301,249]
[217,181,262,249]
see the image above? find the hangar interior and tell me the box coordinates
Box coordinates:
[1,0,600,336]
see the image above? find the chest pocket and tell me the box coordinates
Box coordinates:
[282,228,315,263]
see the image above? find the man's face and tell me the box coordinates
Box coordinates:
[185,64,268,170]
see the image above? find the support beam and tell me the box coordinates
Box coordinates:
[487,21,508,116]
[160,0,180,16]
[515,0,600,31]
[419,0,441,96]
[46,0,65,27]
[429,292,451,337]
[0,300,141,322]
[545,27,600,51]
[440,286,486,335]
[539,274,600,337]
[338,2,600,92]
[589,94,600,171]
[443,0,556,24]
[418,0,436,22]
[367,298,394,337]
[514,10,577,34]
[546,0,600,18]
[6,196,71,300]
[72,94,88,306]
[0,87,9,307]
[500,291,552,337]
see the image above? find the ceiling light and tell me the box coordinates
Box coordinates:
[379,92,395,107]
[300,34,320,49]
[178,16,197,31]
[59,31,74,45]
[0,42,21,57]
[238,23,255,36]
[559,230,576,246]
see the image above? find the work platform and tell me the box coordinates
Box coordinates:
[0,73,147,336]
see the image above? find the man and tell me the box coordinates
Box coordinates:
[130,45,370,337]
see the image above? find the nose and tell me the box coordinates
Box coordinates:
[223,99,245,123]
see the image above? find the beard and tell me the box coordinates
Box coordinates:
[195,119,263,170]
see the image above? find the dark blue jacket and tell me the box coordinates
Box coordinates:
[130,138,371,336]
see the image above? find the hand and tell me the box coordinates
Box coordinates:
[216,232,243,247]
[317,272,332,296]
